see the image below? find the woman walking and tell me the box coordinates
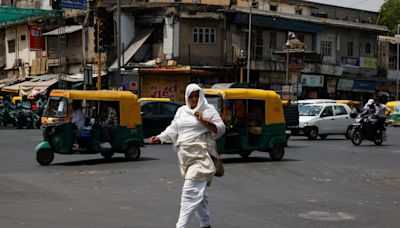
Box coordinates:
[149,83,226,228]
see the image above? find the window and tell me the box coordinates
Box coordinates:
[193,27,216,44]
[270,5,277,11]
[295,9,302,15]
[43,97,68,118]
[321,106,333,117]
[348,42,353,56]
[161,103,179,115]
[8,40,15,53]
[255,31,263,59]
[141,102,160,116]
[365,43,371,54]
[269,31,277,49]
[334,105,347,115]
[320,41,332,57]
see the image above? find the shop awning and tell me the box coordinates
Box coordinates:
[43,25,83,36]
[2,74,59,96]
[109,28,154,69]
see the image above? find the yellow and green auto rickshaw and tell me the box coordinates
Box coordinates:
[391,102,400,127]
[336,100,361,112]
[385,101,400,125]
[35,90,144,165]
[204,88,286,161]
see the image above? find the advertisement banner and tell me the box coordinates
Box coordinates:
[327,79,337,94]
[353,80,376,92]
[29,23,45,51]
[301,74,324,87]
[60,0,86,10]
[359,57,377,69]
[337,79,353,91]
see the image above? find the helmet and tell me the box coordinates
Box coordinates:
[376,91,389,104]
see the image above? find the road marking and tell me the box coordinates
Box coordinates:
[298,211,354,221]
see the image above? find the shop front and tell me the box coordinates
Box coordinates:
[300,74,324,99]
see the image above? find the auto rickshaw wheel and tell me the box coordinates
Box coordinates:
[269,143,285,161]
[36,149,54,166]
[125,145,140,161]
[101,151,115,159]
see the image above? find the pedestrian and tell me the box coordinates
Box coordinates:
[149,83,226,228]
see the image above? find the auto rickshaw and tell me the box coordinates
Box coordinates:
[390,102,400,127]
[336,100,361,112]
[204,88,286,161]
[385,101,400,126]
[35,90,144,165]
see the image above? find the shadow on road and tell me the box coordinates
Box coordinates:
[222,156,300,164]
[52,157,159,166]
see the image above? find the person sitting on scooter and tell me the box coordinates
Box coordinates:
[3,95,15,110]
[363,99,376,115]
[372,97,389,131]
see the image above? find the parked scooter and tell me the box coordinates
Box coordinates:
[350,113,386,146]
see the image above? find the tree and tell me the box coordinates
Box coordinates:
[379,0,400,35]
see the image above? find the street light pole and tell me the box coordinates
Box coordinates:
[246,1,252,83]
[397,23,399,100]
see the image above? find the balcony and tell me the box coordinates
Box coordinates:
[98,0,229,7]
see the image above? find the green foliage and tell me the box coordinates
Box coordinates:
[379,0,400,35]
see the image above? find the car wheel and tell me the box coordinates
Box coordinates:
[36,149,54,166]
[306,127,318,140]
[319,134,328,140]
[269,143,285,161]
[345,127,352,139]
[351,129,362,146]
[101,151,114,159]
[125,145,140,161]
[239,151,252,158]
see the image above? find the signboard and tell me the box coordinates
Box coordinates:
[141,75,190,103]
[353,80,376,92]
[341,57,359,67]
[60,0,87,10]
[337,79,353,91]
[29,23,45,51]
[359,57,377,69]
[327,79,337,94]
[301,74,324,87]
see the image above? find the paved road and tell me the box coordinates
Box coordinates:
[0,127,399,227]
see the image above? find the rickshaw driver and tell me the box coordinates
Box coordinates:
[71,101,85,130]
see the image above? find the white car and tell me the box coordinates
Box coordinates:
[295,103,354,139]
[295,99,336,109]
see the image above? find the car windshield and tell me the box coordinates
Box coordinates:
[43,96,68,118]
[299,105,322,116]
[205,95,223,114]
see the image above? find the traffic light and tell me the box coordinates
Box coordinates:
[93,17,114,53]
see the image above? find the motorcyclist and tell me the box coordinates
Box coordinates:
[17,95,33,128]
[3,95,15,110]
[372,95,389,130]
[362,99,376,116]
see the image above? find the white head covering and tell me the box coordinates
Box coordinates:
[367,99,374,105]
[184,83,208,114]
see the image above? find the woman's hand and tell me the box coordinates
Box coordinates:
[148,136,160,144]
[195,112,217,133]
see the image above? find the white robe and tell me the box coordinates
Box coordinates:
[157,84,226,182]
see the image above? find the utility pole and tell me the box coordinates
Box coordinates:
[96,0,101,90]
[397,23,399,100]
[117,0,121,89]
[246,0,252,83]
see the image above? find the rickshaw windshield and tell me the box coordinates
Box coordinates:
[206,95,223,114]
[299,105,322,116]
[43,96,68,118]
[394,104,400,114]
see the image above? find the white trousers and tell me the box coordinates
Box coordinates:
[176,179,210,228]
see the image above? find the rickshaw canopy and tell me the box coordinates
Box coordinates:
[50,90,141,126]
[386,101,400,113]
[204,88,285,125]
[139,97,171,102]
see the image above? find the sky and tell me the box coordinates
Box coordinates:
[304,0,385,12]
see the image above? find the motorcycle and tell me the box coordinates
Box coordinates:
[16,104,34,129]
[350,113,386,146]
[0,108,17,127]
